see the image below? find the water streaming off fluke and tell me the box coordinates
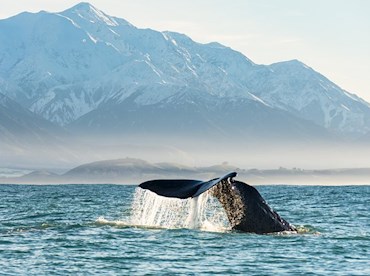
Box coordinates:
[129,187,231,232]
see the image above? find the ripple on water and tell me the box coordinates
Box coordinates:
[0,184,369,275]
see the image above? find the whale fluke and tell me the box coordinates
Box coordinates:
[139,172,237,199]
[139,172,296,234]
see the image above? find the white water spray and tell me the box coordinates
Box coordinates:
[129,187,231,232]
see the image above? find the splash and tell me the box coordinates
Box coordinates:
[129,187,231,232]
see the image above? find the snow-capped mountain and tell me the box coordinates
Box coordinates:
[1,2,370,139]
[243,60,370,136]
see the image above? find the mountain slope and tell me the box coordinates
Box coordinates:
[0,93,63,145]
[69,86,332,144]
[244,60,370,136]
[0,93,79,168]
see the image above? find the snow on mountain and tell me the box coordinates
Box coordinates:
[0,5,125,124]
[244,60,370,136]
[1,2,370,138]
[69,85,333,145]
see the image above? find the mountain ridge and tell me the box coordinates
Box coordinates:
[1,1,370,169]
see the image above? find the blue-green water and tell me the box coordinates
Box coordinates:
[0,184,369,275]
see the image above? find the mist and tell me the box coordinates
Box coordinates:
[1,132,369,174]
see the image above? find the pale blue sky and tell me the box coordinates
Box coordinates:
[1,0,369,101]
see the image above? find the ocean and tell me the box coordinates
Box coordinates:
[0,184,369,275]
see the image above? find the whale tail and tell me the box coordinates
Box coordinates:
[139,172,237,199]
[139,172,297,234]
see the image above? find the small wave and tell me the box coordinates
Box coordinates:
[199,220,230,233]
[295,225,320,235]
[94,216,231,233]
[249,225,320,236]
[95,216,176,230]
[95,216,129,227]
[3,223,57,234]
[4,222,83,235]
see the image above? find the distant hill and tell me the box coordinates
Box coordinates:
[1,158,369,185]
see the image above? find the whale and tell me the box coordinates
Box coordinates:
[139,172,296,234]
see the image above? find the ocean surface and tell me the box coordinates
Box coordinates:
[0,184,369,275]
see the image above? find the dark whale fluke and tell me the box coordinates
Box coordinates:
[139,172,296,234]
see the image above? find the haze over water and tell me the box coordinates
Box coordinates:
[1,184,369,275]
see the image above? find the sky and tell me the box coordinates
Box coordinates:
[1,0,369,102]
